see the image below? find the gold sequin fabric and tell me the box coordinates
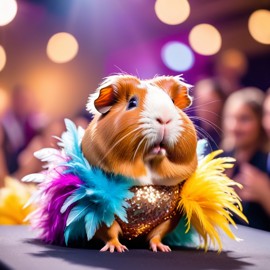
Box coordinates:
[117,185,182,240]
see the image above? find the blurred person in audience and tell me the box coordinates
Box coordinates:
[0,86,39,224]
[0,88,90,223]
[0,127,8,188]
[0,85,42,174]
[222,87,270,231]
[0,89,10,187]
[263,88,270,149]
[192,78,227,154]
[215,49,248,95]
[13,115,89,180]
[13,119,65,180]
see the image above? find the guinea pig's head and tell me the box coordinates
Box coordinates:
[82,74,197,186]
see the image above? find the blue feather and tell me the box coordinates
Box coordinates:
[164,218,199,248]
[64,220,86,245]
[58,119,134,245]
[64,227,71,246]
[60,190,88,214]
[103,212,115,228]
[85,211,100,240]
[60,118,90,169]
[66,202,91,227]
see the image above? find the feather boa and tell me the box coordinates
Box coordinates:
[23,119,247,251]
[179,150,248,251]
[23,119,134,245]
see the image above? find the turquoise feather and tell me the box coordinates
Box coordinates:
[164,218,198,248]
[64,221,86,246]
[60,190,88,214]
[66,202,92,227]
[57,119,134,245]
[85,212,100,240]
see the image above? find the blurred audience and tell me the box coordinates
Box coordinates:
[13,115,89,180]
[263,88,270,148]
[192,78,227,154]
[222,87,270,231]
[0,89,89,225]
[0,84,91,182]
[0,128,8,188]
[0,85,42,175]
[13,119,65,180]
[215,49,248,95]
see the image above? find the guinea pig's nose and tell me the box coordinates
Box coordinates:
[156,117,172,125]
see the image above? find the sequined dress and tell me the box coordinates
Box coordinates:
[117,184,182,240]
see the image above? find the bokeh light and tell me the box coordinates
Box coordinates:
[189,24,222,56]
[219,49,248,76]
[248,9,270,45]
[0,46,7,72]
[0,0,18,26]
[161,41,194,71]
[155,0,190,25]
[47,32,79,63]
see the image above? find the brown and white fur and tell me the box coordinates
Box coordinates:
[82,74,197,252]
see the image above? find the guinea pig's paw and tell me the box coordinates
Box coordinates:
[100,239,128,253]
[149,237,171,252]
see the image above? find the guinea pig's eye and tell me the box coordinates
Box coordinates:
[127,96,138,110]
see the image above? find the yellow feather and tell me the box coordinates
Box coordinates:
[179,150,248,252]
[0,177,35,225]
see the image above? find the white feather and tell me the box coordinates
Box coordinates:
[34,148,60,162]
[23,190,43,209]
[22,173,45,183]
[77,126,85,144]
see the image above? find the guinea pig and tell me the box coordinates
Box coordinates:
[81,74,198,252]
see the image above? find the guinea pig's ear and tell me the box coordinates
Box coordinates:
[173,80,193,110]
[152,75,193,110]
[94,85,116,114]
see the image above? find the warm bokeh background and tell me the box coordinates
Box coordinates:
[0,0,270,118]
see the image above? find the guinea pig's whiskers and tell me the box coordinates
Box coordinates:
[130,134,140,144]
[189,116,223,134]
[181,122,212,142]
[188,109,221,119]
[98,127,142,166]
[185,99,222,111]
[192,124,219,151]
[187,104,221,111]
[114,66,129,75]
[189,96,221,104]
[132,136,147,162]
[186,110,222,121]
[142,139,149,156]
[129,129,146,146]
